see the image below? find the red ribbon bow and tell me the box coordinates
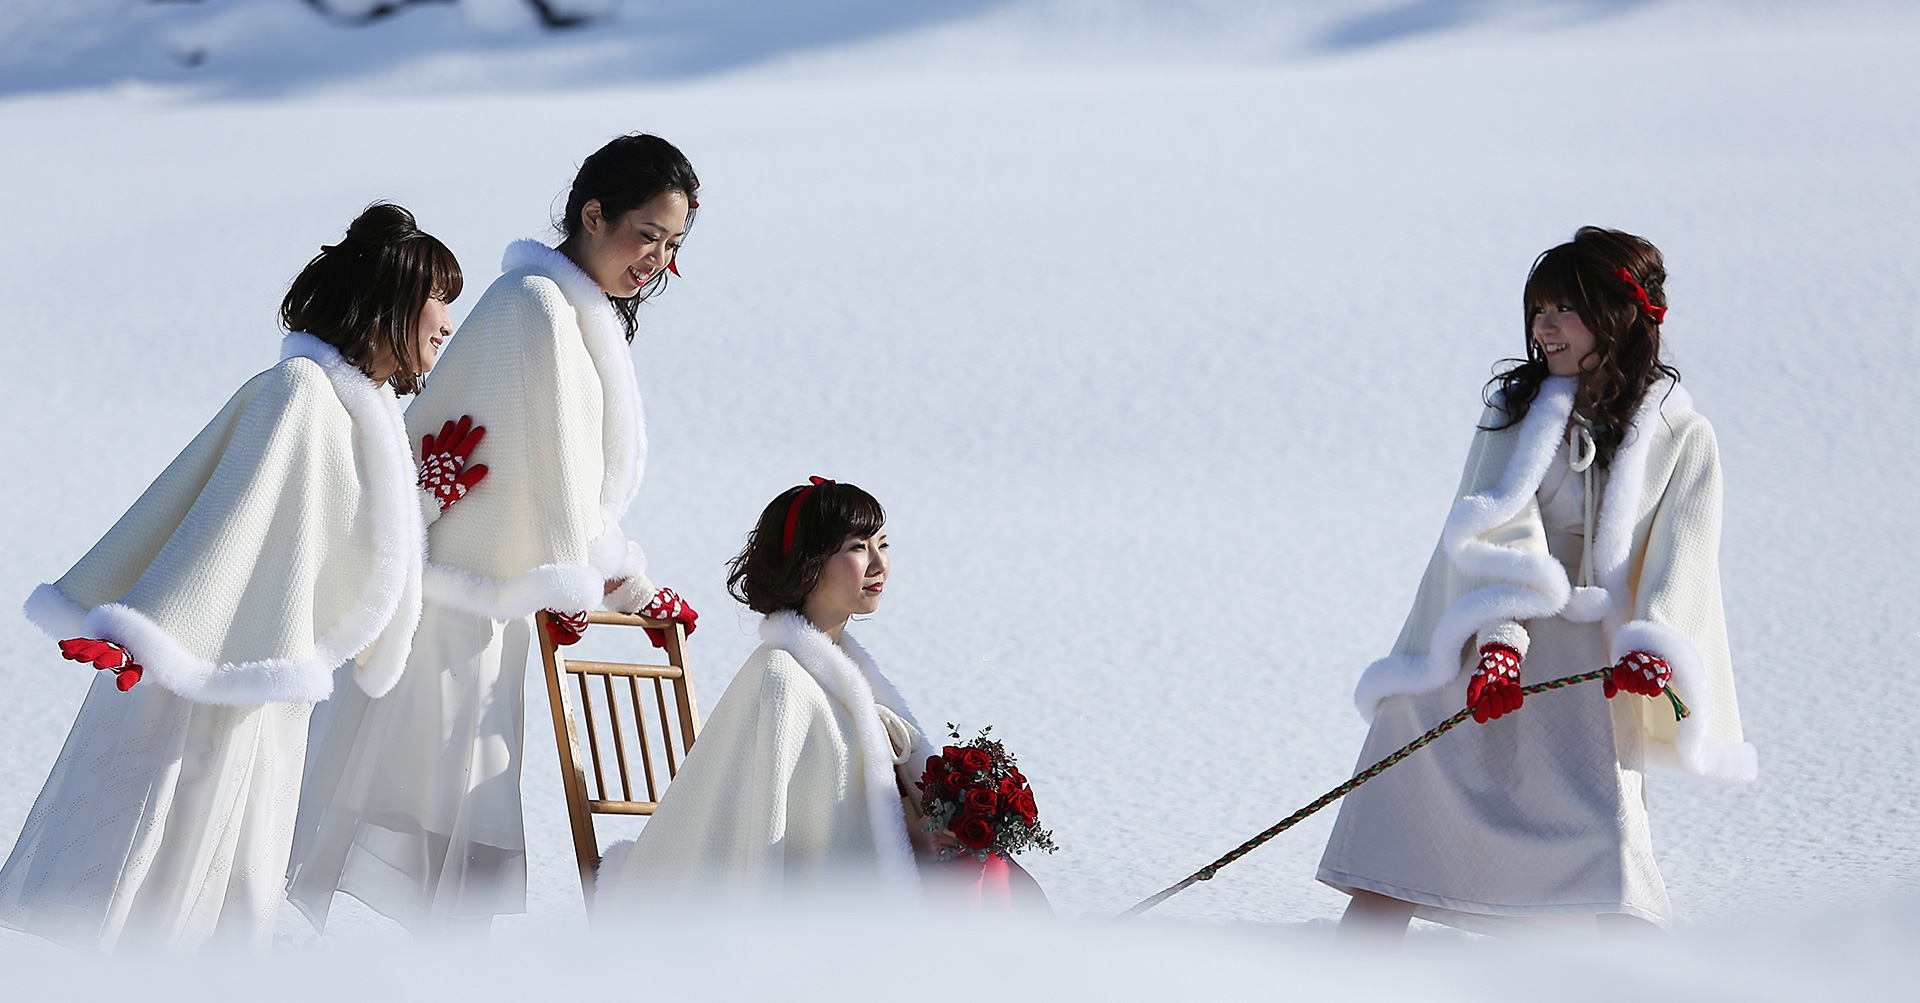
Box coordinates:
[1613,267,1667,324]
[781,476,834,557]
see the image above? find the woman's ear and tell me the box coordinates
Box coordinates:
[580,198,605,237]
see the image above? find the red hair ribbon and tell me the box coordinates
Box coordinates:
[1613,267,1667,324]
[780,476,834,557]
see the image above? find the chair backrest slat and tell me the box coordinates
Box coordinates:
[538,611,701,912]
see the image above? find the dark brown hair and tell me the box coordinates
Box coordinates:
[1484,226,1680,466]
[557,133,700,342]
[280,202,462,394]
[726,481,886,614]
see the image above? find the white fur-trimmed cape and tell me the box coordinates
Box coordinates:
[1353,376,1757,781]
[601,611,924,904]
[22,333,425,705]
[404,239,654,620]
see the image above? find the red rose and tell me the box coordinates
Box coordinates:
[998,776,1019,798]
[943,746,968,762]
[958,747,994,772]
[940,770,973,796]
[953,814,996,850]
[962,788,999,815]
[1009,789,1038,823]
[1007,766,1026,786]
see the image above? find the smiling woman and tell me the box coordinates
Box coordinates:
[286,135,704,937]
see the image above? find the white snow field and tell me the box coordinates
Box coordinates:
[2,0,1918,995]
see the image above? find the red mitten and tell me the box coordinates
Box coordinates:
[419,415,489,511]
[544,610,589,647]
[1606,650,1671,699]
[1466,642,1523,724]
[640,586,698,649]
[59,638,144,691]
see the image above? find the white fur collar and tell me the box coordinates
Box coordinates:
[23,335,424,704]
[1355,377,1694,721]
[760,610,921,891]
[278,333,427,698]
[500,240,647,525]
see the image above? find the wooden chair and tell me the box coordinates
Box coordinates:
[536,610,701,908]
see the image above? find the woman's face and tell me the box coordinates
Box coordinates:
[572,190,689,298]
[805,531,890,623]
[1530,300,1599,377]
[412,291,452,374]
[364,290,451,383]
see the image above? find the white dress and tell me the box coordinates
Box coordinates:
[286,604,531,930]
[287,240,654,932]
[0,676,311,952]
[1317,436,1672,931]
[0,336,424,952]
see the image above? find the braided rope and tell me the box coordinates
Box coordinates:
[1117,667,1653,919]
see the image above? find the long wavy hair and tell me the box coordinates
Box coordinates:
[1483,226,1680,467]
[556,133,700,342]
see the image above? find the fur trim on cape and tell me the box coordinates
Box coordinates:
[22,334,424,705]
[1355,377,1693,720]
[759,610,922,892]
[418,240,650,619]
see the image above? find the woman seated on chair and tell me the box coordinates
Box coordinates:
[599,478,1046,910]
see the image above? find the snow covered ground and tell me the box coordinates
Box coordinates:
[2,0,1918,994]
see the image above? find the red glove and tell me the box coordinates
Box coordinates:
[1466,642,1523,724]
[1606,650,1671,699]
[59,638,144,691]
[419,416,488,511]
[640,587,698,649]
[544,610,589,647]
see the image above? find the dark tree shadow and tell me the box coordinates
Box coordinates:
[0,0,1017,99]
[1314,0,1657,51]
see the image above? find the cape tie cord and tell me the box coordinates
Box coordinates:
[781,476,834,556]
[1115,668,1690,920]
[1613,267,1668,323]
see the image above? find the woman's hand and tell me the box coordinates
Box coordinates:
[419,416,488,511]
[59,638,144,691]
[1606,650,1671,698]
[1467,642,1523,723]
[639,586,698,649]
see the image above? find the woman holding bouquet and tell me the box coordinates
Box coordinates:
[287,134,703,935]
[1317,228,1757,938]
[600,479,1047,910]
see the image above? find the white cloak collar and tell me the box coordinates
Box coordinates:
[499,239,647,527]
[760,609,921,891]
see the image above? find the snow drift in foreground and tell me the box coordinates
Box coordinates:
[2,898,1918,1002]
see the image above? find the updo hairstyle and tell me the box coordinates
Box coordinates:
[558,133,700,341]
[280,202,462,394]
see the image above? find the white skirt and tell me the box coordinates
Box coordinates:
[1317,614,1671,932]
[0,672,312,952]
[286,602,530,932]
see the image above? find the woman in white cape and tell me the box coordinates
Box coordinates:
[288,135,702,935]
[1318,228,1758,939]
[0,204,481,952]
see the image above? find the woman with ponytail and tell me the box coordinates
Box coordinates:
[289,135,702,935]
[0,204,476,952]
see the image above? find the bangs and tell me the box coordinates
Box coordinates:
[815,483,886,545]
[425,235,464,302]
[1523,244,1587,309]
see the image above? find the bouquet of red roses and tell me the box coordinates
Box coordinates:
[915,724,1058,861]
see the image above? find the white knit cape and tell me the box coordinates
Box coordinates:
[602,610,923,904]
[22,334,424,705]
[1353,376,1758,782]
[405,240,654,620]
